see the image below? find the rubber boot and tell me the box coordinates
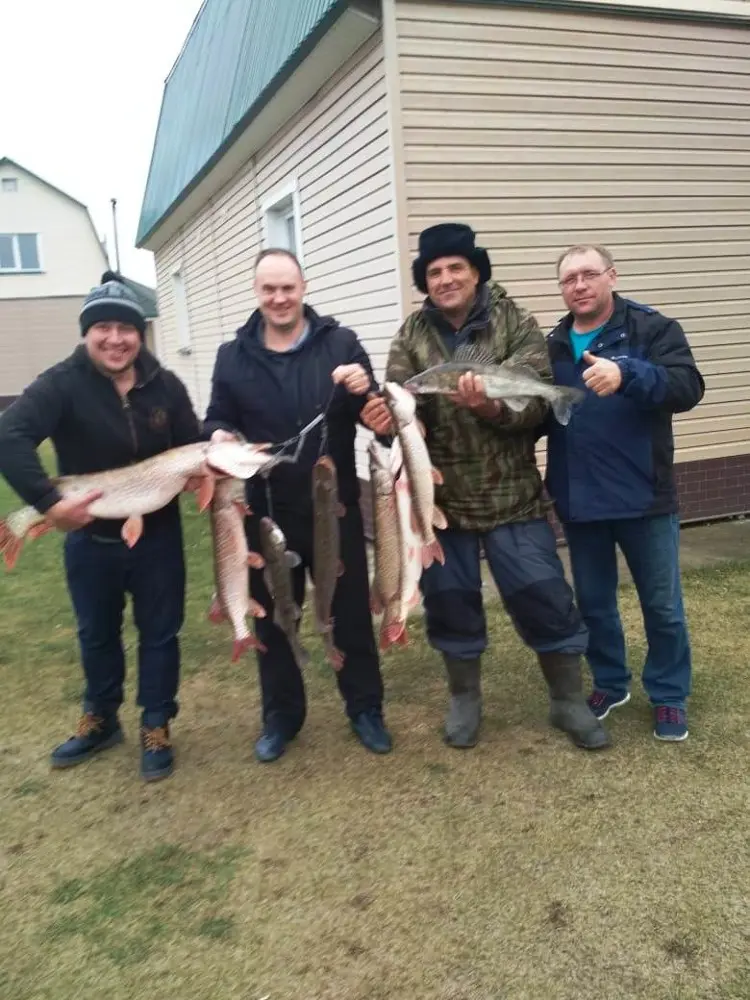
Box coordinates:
[537,652,611,751]
[443,656,482,748]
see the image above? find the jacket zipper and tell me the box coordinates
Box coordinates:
[122,395,138,461]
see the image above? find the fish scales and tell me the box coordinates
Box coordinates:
[368,441,404,649]
[258,516,308,671]
[312,457,345,671]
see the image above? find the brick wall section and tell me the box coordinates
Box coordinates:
[359,453,750,540]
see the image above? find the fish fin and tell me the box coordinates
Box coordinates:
[247,598,267,619]
[247,551,265,569]
[197,473,215,512]
[336,502,346,518]
[422,538,444,569]
[381,620,408,651]
[232,499,250,516]
[370,587,384,615]
[121,515,144,548]
[499,358,544,382]
[284,550,302,569]
[337,560,345,578]
[0,525,23,571]
[431,466,444,485]
[324,635,345,672]
[231,634,265,662]
[551,388,585,427]
[504,396,533,413]
[432,505,448,530]
[452,340,496,367]
[28,521,53,541]
[207,595,226,624]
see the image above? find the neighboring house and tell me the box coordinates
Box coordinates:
[137,0,750,524]
[0,158,159,407]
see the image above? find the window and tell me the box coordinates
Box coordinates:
[1,177,18,193]
[261,180,304,263]
[171,268,192,355]
[0,233,41,272]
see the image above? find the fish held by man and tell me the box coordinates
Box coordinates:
[368,440,404,649]
[258,516,308,671]
[0,439,273,570]
[403,343,585,426]
[207,477,268,661]
[382,381,446,568]
[312,456,346,671]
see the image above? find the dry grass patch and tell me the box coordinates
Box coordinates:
[1,460,749,1000]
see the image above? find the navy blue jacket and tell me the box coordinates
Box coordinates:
[543,294,705,523]
[203,305,375,513]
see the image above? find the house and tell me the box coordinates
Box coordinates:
[137,0,750,524]
[0,158,159,407]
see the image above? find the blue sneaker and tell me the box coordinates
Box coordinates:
[587,689,631,720]
[140,725,174,782]
[254,729,287,763]
[351,709,393,754]
[654,706,688,742]
[50,713,123,769]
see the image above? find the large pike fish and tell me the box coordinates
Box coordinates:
[0,439,273,570]
[403,343,585,426]
[207,477,268,662]
[383,381,446,568]
[258,516,308,671]
[312,457,345,671]
[369,440,422,650]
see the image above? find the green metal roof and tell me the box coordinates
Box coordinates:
[137,0,348,246]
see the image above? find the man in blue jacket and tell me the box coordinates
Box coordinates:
[544,244,705,742]
[204,248,392,762]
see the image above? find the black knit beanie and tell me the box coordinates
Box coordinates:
[79,271,146,337]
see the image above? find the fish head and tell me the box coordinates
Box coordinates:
[383,381,417,425]
[368,441,396,497]
[207,440,272,479]
[259,516,288,554]
[313,455,339,495]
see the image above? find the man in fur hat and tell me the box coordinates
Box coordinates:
[362,223,609,751]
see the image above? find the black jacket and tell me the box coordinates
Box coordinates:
[544,293,705,522]
[203,305,375,513]
[0,345,200,538]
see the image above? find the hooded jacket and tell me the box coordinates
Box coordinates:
[203,304,375,513]
[0,345,200,538]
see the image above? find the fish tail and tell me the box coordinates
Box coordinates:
[0,523,24,571]
[551,387,585,426]
[421,538,445,569]
[207,594,226,623]
[380,617,408,651]
[231,634,266,661]
[324,633,345,672]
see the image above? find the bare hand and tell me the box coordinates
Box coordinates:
[211,429,239,444]
[360,395,394,436]
[46,490,104,532]
[582,351,622,397]
[448,373,489,409]
[332,364,371,396]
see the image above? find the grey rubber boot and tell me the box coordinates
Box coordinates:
[443,656,482,748]
[537,652,611,751]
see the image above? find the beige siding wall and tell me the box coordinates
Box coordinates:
[0,297,84,398]
[397,0,750,464]
[0,164,107,299]
[153,32,401,477]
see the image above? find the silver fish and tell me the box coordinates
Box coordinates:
[403,343,585,426]
[258,516,308,671]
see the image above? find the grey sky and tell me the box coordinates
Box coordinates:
[2,0,205,287]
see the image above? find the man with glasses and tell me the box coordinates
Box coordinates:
[543,244,705,742]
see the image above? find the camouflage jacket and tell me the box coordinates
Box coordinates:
[385,281,552,531]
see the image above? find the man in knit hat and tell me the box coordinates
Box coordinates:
[362,223,610,752]
[0,271,201,782]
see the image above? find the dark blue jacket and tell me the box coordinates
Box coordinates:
[203,304,375,513]
[543,293,705,523]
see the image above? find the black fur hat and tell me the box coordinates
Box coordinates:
[411,223,492,294]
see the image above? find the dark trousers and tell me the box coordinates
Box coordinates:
[63,517,185,727]
[420,518,588,660]
[246,505,384,736]
[563,514,691,708]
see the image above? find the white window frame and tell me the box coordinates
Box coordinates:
[0,232,43,273]
[171,267,193,355]
[260,178,305,266]
[1,177,18,193]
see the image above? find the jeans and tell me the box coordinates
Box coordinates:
[419,518,588,660]
[563,514,691,708]
[64,516,185,726]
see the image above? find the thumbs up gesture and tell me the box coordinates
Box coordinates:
[582,350,623,397]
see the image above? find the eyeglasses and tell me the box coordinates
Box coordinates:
[558,268,612,290]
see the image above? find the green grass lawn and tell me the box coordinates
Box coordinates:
[1,450,749,1000]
